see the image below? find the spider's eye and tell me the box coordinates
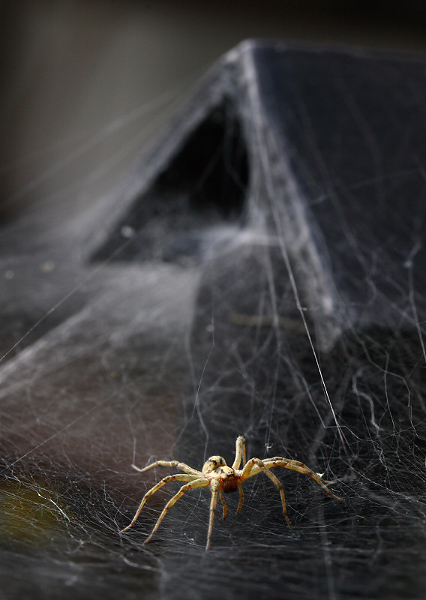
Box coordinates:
[202,455,226,473]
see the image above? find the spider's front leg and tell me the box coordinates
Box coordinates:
[206,480,220,550]
[231,436,246,470]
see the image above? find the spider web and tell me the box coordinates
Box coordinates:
[1,38,426,600]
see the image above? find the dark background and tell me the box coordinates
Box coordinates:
[2,0,426,221]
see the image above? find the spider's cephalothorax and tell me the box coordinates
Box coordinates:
[203,456,240,493]
[121,436,342,550]
[202,455,226,473]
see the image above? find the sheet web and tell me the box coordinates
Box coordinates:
[1,48,426,600]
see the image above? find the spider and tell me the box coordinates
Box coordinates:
[121,436,341,550]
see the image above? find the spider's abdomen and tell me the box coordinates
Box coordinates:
[215,465,239,493]
[222,476,239,493]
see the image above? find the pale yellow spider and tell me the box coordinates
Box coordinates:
[121,436,341,550]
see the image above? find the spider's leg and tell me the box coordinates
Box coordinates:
[232,436,246,470]
[219,490,228,520]
[237,482,244,513]
[263,458,342,501]
[132,460,202,477]
[240,456,260,478]
[206,480,219,550]
[241,458,291,525]
[121,474,198,533]
[145,478,209,545]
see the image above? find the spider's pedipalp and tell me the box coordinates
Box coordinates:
[121,473,198,533]
[236,482,244,513]
[132,460,202,477]
[145,478,209,545]
[219,490,228,519]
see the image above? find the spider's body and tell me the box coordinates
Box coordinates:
[121,436,341,549]
[216,468,240,494]
[203,457,240,493]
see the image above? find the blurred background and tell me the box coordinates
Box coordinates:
[1,5,426,599]
[1,0,426,224]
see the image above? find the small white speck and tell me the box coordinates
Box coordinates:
[40,261,55,273]
[4,270,14,280]
[121,226,135,238]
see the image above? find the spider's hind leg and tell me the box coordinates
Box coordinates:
[121,473,198,533]
[264,458,342,502]
[132,460,202,477]
[242,458,291,526]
